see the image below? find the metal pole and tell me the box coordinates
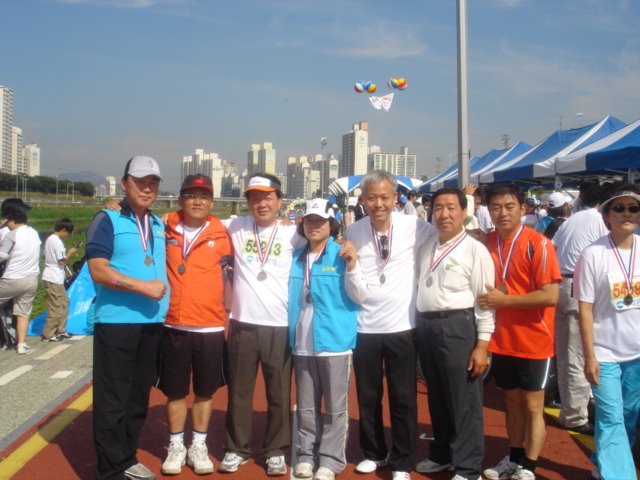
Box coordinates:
[321,137,327,198]
[56,176,59,204]
[457,0,471,187]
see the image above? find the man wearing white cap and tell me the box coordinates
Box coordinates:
[536,192,568,239]
[86,155,169,480]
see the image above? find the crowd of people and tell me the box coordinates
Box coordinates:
[2,156,639,480]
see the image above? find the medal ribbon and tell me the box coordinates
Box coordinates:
[609,234,636,294]
[371,221,393,270]
[253,221,279,270]
[430,229,467,273]
[134,212,150,254]
[497,225,524,283]
[304,242,327,291]
[181,221,208,262]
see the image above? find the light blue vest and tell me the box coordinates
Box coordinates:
[94,209,169,324]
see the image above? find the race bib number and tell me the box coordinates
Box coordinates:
[608,272,640,310]
[241,237,284,265]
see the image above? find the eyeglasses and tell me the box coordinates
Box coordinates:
[182,194,213,201]
[380,235,389,260]
[611,204,640,214]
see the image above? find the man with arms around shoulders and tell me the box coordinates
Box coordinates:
[219,173,306,476]
[344,170,436,480]
[478,183,561,480]
[551,184,606,436]
[86,156,169,480]
[159,174,232,476]
[414,187,495,480]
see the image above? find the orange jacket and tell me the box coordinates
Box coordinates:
[165,211,233,328]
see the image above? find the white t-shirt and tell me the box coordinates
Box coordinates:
[403,202,417,216]
[42,234,67,284]
[476,205,494,233]
[0,225,41,279]
[574,235,640,363]
[223,216,306,327]
[344,214,436,333]
[521,213,540,230]
[553,208,608,274]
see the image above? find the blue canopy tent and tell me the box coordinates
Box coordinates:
[418,157,480,193]
[478,116,627,185]
[466,142,532,186]
[328,174,424,197]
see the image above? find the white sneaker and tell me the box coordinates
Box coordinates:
[518,469,535,480]
[187,441,214,474]
[415,458,452,473]
[392,471,411,480]
[266,455,287,476]
[355,454,390,473]
[16,344,31,355]
[294,462,314,478]
[218,452,248,473]
[314,467,335,480]
[162,442,187,475]
[484,456,521,480]
[452,476,467,480]
[124,463,156,480]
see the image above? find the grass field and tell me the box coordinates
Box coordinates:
[3,199,242,320]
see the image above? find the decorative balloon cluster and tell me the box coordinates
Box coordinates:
[354,81,377,94]
[387,77,407,90]
[354,78,407,94]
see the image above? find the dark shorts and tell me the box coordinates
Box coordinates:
[492,353,551,392]
[158,327,225,399]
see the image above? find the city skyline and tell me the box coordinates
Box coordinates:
[2,0,639,193]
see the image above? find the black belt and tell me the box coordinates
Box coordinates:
[418,308,472,320]
[562,273,574,278]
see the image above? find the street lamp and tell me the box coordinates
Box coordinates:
[320,137,327,197]
[56,176,59,204]
[23,176,28,201]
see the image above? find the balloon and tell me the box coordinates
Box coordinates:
[354,82,365,93]
[397,78,407,90]
[365,82,377,93]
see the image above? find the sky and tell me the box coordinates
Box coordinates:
[2,0,640,193]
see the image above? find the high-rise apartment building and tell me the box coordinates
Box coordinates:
[368,146,417,178]
[1,86,14,173]
[24,143,40,176]
[106,176,117,196]
[247,142,276,176]
[11,126,23,174]
[181,149,226,197]
[340,121,368,177]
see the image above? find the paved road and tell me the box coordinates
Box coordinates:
[0,335,92,449]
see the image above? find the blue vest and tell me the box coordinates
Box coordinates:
[94,209,169,324]
[288,236,358,352]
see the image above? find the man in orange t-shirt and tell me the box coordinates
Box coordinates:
[478,183,561,480]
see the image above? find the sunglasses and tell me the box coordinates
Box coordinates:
[380,235,389,260]
[611,204,640,214]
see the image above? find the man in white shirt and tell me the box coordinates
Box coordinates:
[41,218,78,342]
[344,170,436,480]
[219,174,307,477]
[552,184,607,435]
[414,187,495,480]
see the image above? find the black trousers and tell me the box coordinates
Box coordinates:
[416,310,484,480]
[93,323,162,480]
[353,329,417,472]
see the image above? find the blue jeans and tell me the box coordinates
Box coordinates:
[592,358,640,480]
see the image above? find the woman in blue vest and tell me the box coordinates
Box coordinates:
[288,199,367,480]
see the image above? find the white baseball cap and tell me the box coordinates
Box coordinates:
[548,192,566,208]
[124,155,163,181]
[304,198,335,219]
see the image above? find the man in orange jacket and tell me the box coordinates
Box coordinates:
[159,174,233,476]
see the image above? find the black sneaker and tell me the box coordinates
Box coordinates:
[42,336,62,342]
[568,421,594,436]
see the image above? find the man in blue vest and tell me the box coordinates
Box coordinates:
[86,156,170,480]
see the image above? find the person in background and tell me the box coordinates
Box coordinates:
[86,155,169,480]
[159,174,232,476]
[536,192,569,239]
[416,195,431,221]
[0,205,41,355]
[288,199,366,480]
[574,183,640,480]
[479,183,561,480]
[474,186,494,234]
[408,190,420,209]
[552,184,606,437]
[344,205,355,229]
[415,187,495,480]
[520,197,541,230]
[354,195,367,221]
[41,218,78,342]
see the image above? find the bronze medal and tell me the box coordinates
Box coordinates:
[177,264,186,275]
[624,294,634,306]
[144,255,153,266]
[306,293,312,304]
[379,273,386,284]
[257,270,267,281]
[499,284,508,294]
[426,276,433,287]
